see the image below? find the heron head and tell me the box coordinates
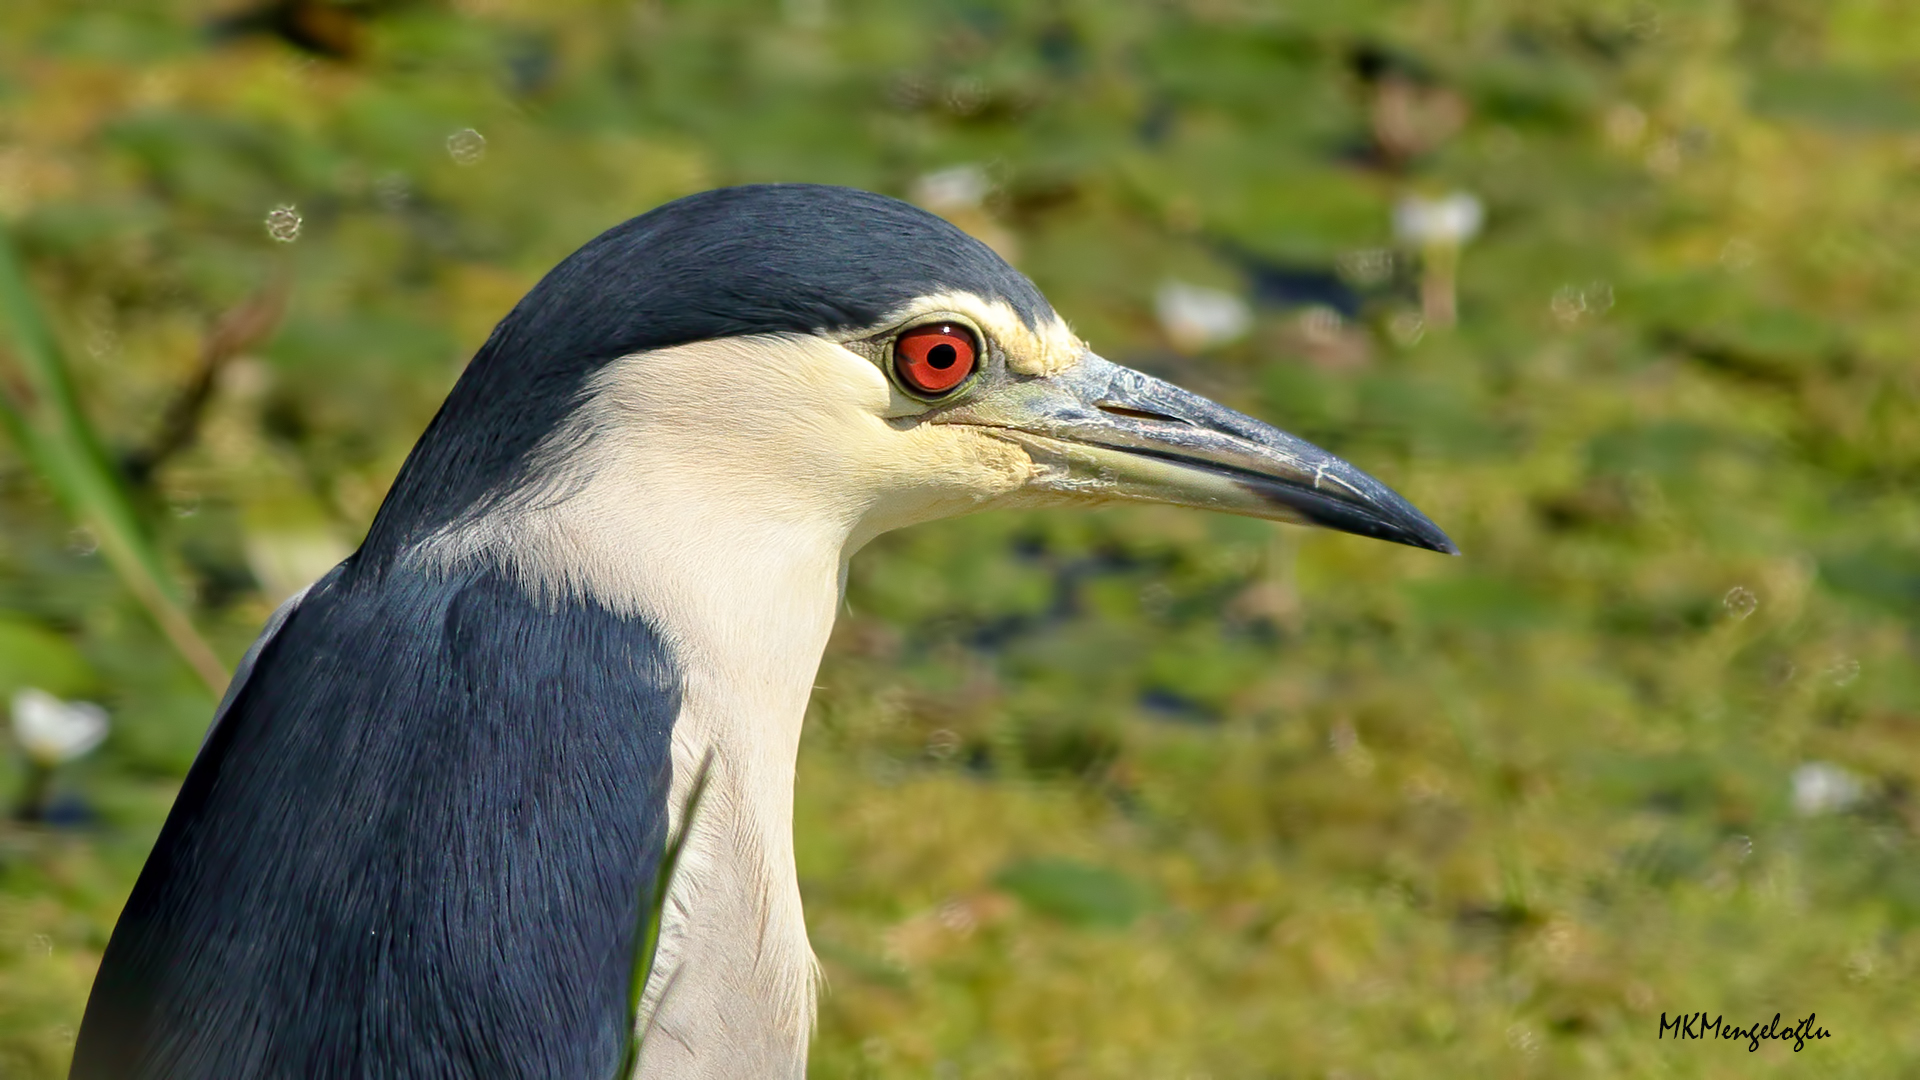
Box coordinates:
[384,184,1453,583]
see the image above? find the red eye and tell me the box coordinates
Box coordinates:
[892,323,978,396]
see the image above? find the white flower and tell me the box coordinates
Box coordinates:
[1393,191,1484,247]
[11,688,108,766]
[1154,280,1251,352]
[911,164,991,213]
[1792,761,1865,816]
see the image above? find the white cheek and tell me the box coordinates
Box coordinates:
[851,427,1034,541]
[827,353,910,418]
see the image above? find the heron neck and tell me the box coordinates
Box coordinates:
[636,520,842,1080]
[433,491,847,1078]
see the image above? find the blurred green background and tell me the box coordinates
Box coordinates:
[2,0,1918,1076]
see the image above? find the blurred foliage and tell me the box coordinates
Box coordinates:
[1,0,1918,1076]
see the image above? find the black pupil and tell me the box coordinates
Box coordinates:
[927,342,958,369]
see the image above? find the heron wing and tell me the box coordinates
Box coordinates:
[72,561,681,1079]
[198,565,337,751]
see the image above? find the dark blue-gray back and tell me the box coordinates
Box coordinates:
[70,560,679,1078]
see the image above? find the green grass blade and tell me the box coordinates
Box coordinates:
[0,223,228,696]
[616,750,715,1080]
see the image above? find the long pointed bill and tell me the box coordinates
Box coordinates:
[943,354,1458,554]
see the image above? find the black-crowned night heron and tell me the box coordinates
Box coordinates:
[72,184,1453,1079]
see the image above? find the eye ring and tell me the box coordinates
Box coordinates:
[891,323,979,398]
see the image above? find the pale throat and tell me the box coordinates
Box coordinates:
[465,467,853,1077]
